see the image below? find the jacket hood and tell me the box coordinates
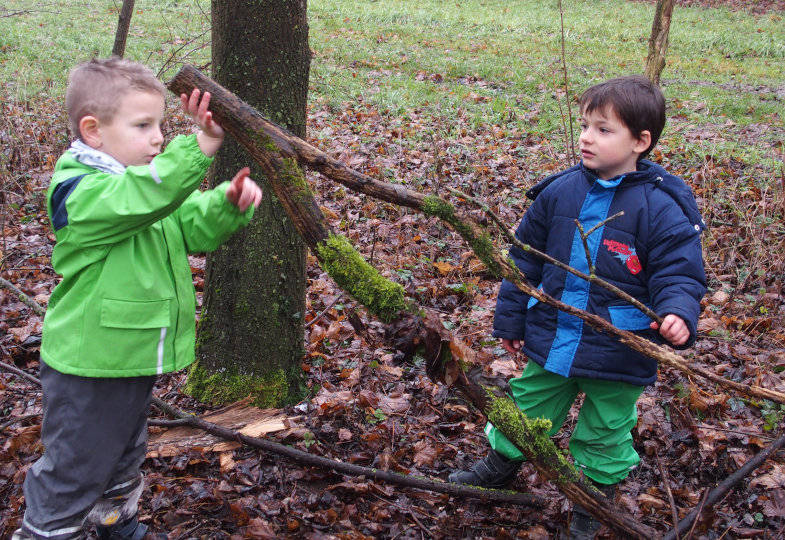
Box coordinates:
[525,159,706,232]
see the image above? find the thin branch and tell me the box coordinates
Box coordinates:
[664,429,785,539]
[574,219,595,275]
[0,359,41,385]
[0,361,544,509]
[447,188,661,324]
[305,294,343,329]
[557,0,576,163]
[657,452,680,539]
[683,488,709,540]
[0,412,40,433]
[0,276,47,316]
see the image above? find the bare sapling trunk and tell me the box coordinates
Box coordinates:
[111,0,135,57]
[645,0,675,84]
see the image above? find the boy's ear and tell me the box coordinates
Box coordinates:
[635,130,652,155]
[78,115,102,148]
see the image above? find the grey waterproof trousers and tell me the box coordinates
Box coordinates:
[14,361,155,539]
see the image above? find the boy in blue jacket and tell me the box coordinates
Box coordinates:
[449,76,706,538]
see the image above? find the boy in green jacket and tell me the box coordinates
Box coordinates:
[14,57,262,540]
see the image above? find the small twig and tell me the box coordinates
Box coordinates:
[683,488,709,540]
[574,212,626,276]
[305,294,343,329]
[147,417,194,427]
[574,220,595,275]
[0,412,41,432]
[0,359,41,385]
[448,188,661,324]
[0,276,46,316]
[656,452,680,538]
[584,211,625,239]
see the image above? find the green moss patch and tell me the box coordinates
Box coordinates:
[315,233,409,322]
[421,195,503,278]
[185,360,296,408]
[485,389,582,486]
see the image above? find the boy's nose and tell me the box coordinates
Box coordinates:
[151,128,163,146]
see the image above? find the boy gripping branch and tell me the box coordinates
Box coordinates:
[449,76,707,538]
[14,58,262,540]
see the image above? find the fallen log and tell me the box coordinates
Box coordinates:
[168,66,657,538]
[170,64,785,407]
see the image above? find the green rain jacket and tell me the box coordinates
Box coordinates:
[41,134,254,377]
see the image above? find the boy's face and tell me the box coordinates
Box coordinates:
[91,90,165,167]
[578,106,650,180]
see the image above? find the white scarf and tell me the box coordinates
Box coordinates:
[68,140,126,175]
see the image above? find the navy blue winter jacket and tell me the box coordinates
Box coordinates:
[493,160,707,386]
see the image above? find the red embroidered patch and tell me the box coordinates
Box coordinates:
[603,239,642,275]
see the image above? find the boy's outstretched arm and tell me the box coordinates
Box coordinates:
[181,88,224,157]
[225,167,263,212]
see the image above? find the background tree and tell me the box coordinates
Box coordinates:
[111,0,135,57]
[186,0,310,407]
[645,0,675,84]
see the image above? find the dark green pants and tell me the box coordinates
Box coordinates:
[485,361,645,485]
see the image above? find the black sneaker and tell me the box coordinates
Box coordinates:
[448,449,523,488]
[568,482,617,539]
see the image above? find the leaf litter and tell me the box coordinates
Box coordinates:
[2,56,785,540]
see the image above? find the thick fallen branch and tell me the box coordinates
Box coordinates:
[168,66,656,538]
[0,361,542,508]
[169,65,785,407]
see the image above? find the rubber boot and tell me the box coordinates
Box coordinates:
[448,449,523,488]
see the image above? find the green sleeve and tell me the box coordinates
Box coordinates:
[174,181,255,253]
[49,135,212,247]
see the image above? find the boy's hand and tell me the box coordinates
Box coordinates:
[650,314,689,346]
[502,338,522,355]
[181,88,224,157]
[226,167,262,212]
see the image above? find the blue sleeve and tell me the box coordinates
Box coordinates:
[492,194,549,340]
[647,204,707,348]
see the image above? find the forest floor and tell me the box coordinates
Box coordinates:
[2,0,785,538]
[2,95,784,538]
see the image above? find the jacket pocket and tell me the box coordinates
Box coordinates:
[607,304,652,331]
[100,298,172,329]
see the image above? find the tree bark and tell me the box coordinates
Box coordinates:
[645,0,674,85]
[111,0,135,58]
[189,1,310,407]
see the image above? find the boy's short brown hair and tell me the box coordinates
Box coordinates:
[65,57,166,139]
[579,75,666,159]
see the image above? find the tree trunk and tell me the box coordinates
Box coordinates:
[645,0,674,85]
[188,0,310,407]
[111,0,135,58]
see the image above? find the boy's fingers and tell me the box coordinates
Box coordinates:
[188,88,201,112]
[198,91,212,119]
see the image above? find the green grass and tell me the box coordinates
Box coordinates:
[1,0,783,167]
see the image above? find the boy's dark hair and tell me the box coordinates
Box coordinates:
[579,75,665,159]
